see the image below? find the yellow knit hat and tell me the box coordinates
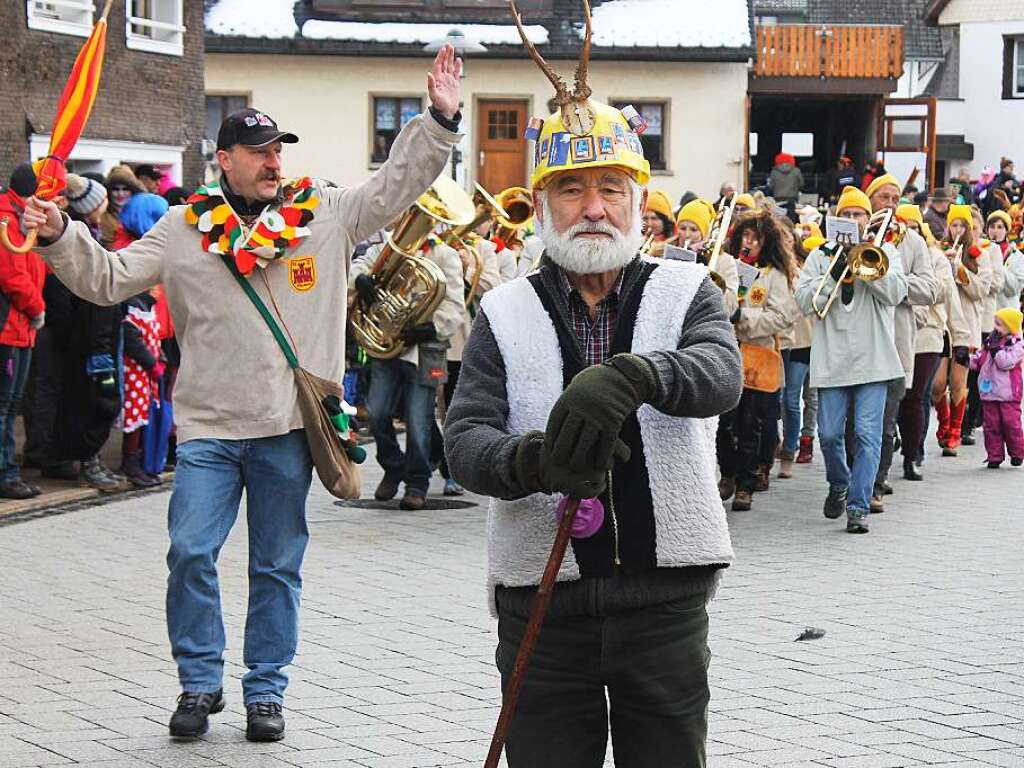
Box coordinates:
[896,204,923,225]
[645,190,673,219]
[987,209,1012,230]
[865,173,901,200]
[803,234,827,253]
[676,199,713,239]
[921,222,937,245]
[734,192,755,210]
[995,307,1023,336]
[947,204,973,228]
[836,185,871,215]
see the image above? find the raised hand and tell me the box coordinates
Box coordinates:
[427,43,463,120]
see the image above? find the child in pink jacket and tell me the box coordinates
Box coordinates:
[970,307,1024,467]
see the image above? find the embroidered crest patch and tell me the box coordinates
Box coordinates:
[748,285,767,306]
[288,256,317,293]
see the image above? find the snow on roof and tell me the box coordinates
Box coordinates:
[205,0,297,39]
[300,20,549,46]
[589,0,751,48]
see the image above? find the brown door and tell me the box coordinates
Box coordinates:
[477,100,528,193]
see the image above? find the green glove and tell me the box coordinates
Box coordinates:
[514,430,611,498]
[544,353,657,474]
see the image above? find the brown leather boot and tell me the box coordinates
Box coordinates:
[731,490,752,511]
[718,475,736,501]
[754,465,771,492]
[778,450,795,479]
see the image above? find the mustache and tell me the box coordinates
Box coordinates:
[566,220,621,239]
[259,170,281,182]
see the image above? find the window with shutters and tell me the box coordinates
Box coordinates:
[1002,36,1024,99]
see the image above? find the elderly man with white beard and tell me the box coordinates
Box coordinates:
[443,91,743,764]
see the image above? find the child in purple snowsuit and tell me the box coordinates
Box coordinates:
[970,307,1024,468]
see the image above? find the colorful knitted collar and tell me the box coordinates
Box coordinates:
[185,177,320,276]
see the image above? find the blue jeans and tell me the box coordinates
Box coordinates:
[0,345,32,483]
[817,382,887,515]
[166,429,312,705]
[367,358,436,494]
[782,356,811,454]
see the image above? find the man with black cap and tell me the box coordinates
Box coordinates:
[924,187,953,236]
[21,45,465,743]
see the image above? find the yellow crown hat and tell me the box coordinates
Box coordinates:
[512,0,650,189]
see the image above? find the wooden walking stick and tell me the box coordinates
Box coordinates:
[483,497,581,768]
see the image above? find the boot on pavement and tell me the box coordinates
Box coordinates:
[731,490,752,511]
[944,396,967,456]
[935,395,951,448]
[169,690,224,738]
[754,465,770,492]
[778,450,795,479]
[80,456,120,493]
[796,435,814,463]
[903,457,923,481]
[718,475,736,501]
[374,474,401,501]
[246,702,285,742]
[121,451,159,489]
[823,485,848,519]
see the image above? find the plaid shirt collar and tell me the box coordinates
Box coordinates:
[555,267,625,366]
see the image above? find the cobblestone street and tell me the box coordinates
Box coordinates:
[0,439,1021,767]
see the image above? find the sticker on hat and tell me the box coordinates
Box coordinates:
[620,105,649,136]
[571,136,595,163]
[524,117,544,141]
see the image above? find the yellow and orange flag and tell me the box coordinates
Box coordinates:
[33,0,114,200]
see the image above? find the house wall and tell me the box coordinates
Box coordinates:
[935,18,1024,175]
[938,0,1024,25]
[204,53,748,202]
[0,3,206,189]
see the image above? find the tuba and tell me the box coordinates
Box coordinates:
[813,208,898,318]
[493,186,534,250]
[349,173,475,359]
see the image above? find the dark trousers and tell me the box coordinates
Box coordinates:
[433,360,460,480]
[717,387,780,492]
[898,352,942,463]
[366,358,435,494]
[873,377,908,493]
[22,327,60,468]
[496,592,710,768]
[965,333,987,432]
[0,345,32,483]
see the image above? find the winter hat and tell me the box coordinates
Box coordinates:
[946,204,972,229]
[803,233,827,253]
[836,185,871,215]
[645,190,673,219]
[774,152,796,167]
[797,204,821,225]
[676,199,713,239]
[105,164,142,192]
[9,162,38,197]
[987,209,1012,230]
[865,173,900,200]
[119,192,168,238]
[896,204,923,226]
[64,173,106,215]
[995,307,1023,336]
[733,192,755,210]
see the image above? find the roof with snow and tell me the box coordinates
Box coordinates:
[205,0,755,62]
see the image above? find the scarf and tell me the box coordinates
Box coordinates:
[185,176,320,276]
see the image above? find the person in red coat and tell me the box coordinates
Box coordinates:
[0,164,48,498]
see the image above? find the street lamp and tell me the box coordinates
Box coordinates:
[424,28,487,181]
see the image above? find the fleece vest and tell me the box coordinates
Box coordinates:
[480,258,734,609]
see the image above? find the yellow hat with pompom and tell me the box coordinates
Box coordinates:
[645,190,672,219]
[836,185,871,215]
[995,307,1023,336]
[676,199,713,239]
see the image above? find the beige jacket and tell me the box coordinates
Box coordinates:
[914,244,970,354]
[715,251,740,316]
[735,264,800,350]
[38,112,460,443]
[449,238,501,361]
[980,241,1005,333]
[956,243,995,347]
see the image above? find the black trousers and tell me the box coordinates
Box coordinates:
[496,591,710,768]
[22,326,62,468]
[717,387,780,491]
[898,352,942,463]
[432,360,460,480]
[965,333,986,432]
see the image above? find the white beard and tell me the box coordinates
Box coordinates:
[538,196,644,275]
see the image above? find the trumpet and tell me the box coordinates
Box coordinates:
[813,208,897,319]
[493,186,534,250]
[697,196,735,291]
[440,183,509,307]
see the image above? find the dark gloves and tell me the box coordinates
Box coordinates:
[828,250,849,282]
[985,333,1004,350]
[354,273,378,305]
[513,430,617,499]
[401,322,437,347]
[953,345,970,366]
[545,353,656,476]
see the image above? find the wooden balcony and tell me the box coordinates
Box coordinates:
[754,24,904,80]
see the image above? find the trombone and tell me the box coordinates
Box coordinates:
[440,183,509,308]
[697,196,735,291]
[812,208,895,319]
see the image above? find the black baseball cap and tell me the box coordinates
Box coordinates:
[216,108,299,151]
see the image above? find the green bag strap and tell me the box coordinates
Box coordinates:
[219,255,300,370]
